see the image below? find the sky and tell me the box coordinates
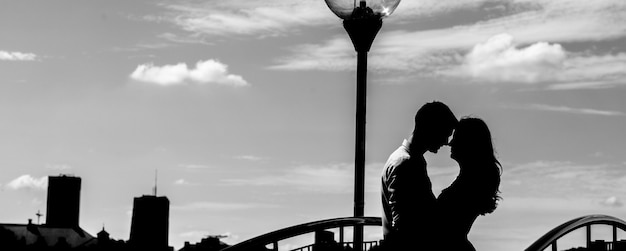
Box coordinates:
[0,0,625,250]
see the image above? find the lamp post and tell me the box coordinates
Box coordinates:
[324,1,401,251]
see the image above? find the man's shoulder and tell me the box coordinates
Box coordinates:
[384,146,425,173]
[386,148,409,167]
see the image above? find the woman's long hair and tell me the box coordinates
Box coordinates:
[453,117,502,215]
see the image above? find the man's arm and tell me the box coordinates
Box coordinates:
[386,158,435,235]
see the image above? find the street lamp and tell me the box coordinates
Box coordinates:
[324,1,401,251]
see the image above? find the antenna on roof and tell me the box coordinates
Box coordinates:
[36,210,43,225]
[153,169,158,196]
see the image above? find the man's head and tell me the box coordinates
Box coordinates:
[412,101,458,153]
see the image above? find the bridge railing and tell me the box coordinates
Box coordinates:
[291,241,379,251]
[223,214,626,251]
[525,214,626,251]
[221,217,382,251]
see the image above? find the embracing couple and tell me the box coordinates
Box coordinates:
[381,101,502,251]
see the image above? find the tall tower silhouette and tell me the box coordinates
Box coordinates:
[46,175,81,228]
[129,195,170,250]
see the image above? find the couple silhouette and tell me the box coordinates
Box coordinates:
[381,101,502,251]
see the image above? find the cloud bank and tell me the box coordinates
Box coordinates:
[273,32,626,89]
[151,0,626,89]
[266,0,626,88]
[156,0,334,37]
[130,59,248,87]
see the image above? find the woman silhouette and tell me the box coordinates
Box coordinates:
[437,117,502,251]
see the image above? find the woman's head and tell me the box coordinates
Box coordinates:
[449,117,502,214]
[449,117,495,164]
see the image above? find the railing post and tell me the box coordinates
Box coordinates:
[273,241,278,251]
[614,224,618,243]
[340,226,344,245]
[551,241,557,251]
[586,224,592,248]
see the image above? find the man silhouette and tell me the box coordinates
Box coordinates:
[381,101,457,249]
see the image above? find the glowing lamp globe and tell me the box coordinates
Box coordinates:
[325,0,401,20]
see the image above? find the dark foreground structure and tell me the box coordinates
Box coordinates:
[0,175,96,249]
[0,175,173,251]
[129,195,171,251]
[46,175,82,228]
[4,176,626,251]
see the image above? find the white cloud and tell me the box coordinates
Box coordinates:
[222,162,383,194]
[549,53,626,89]
[234,155,267,162]
[0,50,38,61]
[171,201,276,211]
[270,37,355,71]
[157,33,212,45]
[452,35,626,86]
[389,0,490,21]
[130,59,248,87]
[601,196,623,207]
[160,0,334,37]
[173,179,201,186]
[461,34,566,83]
[174,179,190,185]
[6,175,48,190]
[546,80,623,90]
[511,104,625,116]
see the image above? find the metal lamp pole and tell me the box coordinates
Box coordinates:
[325,1,400,250]
[343,3,382,251]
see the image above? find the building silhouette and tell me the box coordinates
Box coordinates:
[0,175,184,251]
[46,175,82,228]
[0,175,95,250]
[129,195,171,251]
[563,240,626,251]
[0,219,95,249]
[313,230,343,251]
[179,236,230,251]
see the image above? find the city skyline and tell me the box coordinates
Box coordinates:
[1,0,626,250]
